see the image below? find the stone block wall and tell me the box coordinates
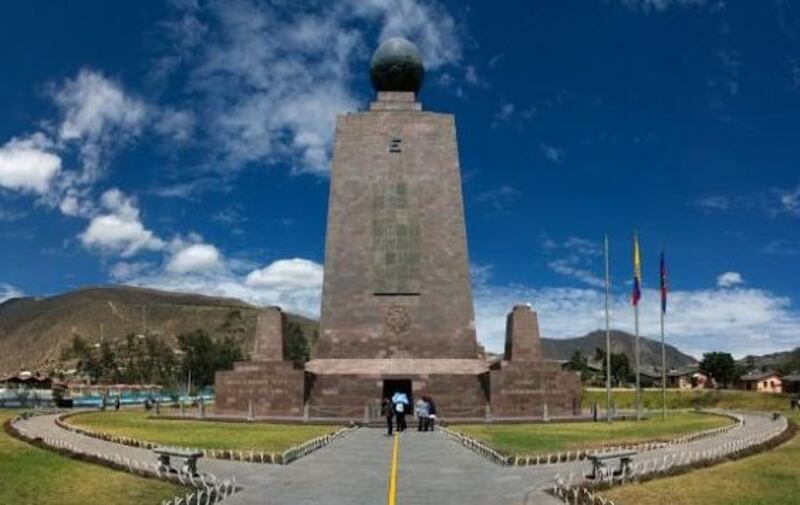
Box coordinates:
[489,362,582,418]
[214,361,305,417]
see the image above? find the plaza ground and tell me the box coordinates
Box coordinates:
[69,410,340,452]
[0,410,180,505]
[453,411,731,455]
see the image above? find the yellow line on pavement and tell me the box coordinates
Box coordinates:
[387,433,400,505]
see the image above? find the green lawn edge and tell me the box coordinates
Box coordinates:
[0,411,182,505]
[450,411,734,456]
[603,414,800,505]
[67,409,343,453]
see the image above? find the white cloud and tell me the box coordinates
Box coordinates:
[543,236,605,288]
[155,108,195,143]
[475,184,517,210]
[156,0,464,177]
[245,258,323,290]
[0,134,61,194]
[473,279,800,359]
[717,271,744,288]
[0,283,24,303]
[79,189,164,257]
[167,243,222,274]
[53,69,148,182]
[548,259,605,289]
[114,257,325,318]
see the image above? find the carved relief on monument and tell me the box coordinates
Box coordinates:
[373,181,421,295]
[384,305,411,335]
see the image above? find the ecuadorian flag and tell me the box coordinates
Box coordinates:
[632,233,642,306]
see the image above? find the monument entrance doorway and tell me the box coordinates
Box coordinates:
[383,379,413,404]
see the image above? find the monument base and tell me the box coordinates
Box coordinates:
[214,361,305,418]
[489,361,582,418]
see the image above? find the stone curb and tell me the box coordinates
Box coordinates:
[551,413,795,505]
[443,410,743,467]
[5,412,238,504]
[57,410,356,465]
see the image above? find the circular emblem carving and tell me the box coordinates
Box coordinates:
[385,305,411,335]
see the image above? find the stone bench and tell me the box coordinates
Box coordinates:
[586,450,637,479]
[153,447,203,476]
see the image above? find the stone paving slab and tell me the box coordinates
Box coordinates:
[13,411,783,505]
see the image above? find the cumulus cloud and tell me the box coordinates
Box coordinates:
[245,258,324,290]
[79,189,164,257]
[114,257,325,318]
[167,242,222,274]
[717,271,744,288]
[473,278,800,359]
[0,134,61,193]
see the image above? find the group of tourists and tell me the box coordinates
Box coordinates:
[382,392,437,435]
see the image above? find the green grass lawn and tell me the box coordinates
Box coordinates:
[0,410,181,504]
[583,388,793,413]
[604,411,800,505]
[69,410,341,452]
[453,411,732,455]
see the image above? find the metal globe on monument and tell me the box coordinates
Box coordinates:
[369,37,425,93]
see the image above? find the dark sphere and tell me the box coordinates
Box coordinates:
[369,37,425,93]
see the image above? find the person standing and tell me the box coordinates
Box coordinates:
[382,396,394,436]
[415,397,429,431]
[427,396,437,431]
[391,391,409,432]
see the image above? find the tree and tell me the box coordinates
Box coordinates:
[700,352,737,388]
[177,329,244,389]
[284,321,310,364]
[595,348,633,386]
[565,350,591,382]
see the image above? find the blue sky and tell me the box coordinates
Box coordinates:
[1,0,799,358]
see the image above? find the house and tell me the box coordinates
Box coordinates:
[666,367,712,389]
[780,372,800,394]
[0,372,62,407]
[737,371,783,393]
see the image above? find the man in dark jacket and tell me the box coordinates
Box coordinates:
[427,396,437,431]
[382,397,394,436]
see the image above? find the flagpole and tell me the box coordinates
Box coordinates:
[633,232,642,422]
[635,297,641,421]
[660,301,666,421]
[604,234,612,423]
[660,249,667,421]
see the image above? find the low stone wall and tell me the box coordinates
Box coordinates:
[57,411,356,465]
[5,412,237,504]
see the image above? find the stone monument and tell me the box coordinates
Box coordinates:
[214,37,581,420]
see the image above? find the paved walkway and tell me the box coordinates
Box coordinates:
[14,411,784,505]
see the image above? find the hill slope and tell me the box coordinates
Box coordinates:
[0,286,697,375]
[0,285,315,375]
[541,330,697,369]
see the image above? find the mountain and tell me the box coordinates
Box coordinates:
[541,330,697,369]
[0,285,698,376]
[737,348,800,373]
[0,285,316,375]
